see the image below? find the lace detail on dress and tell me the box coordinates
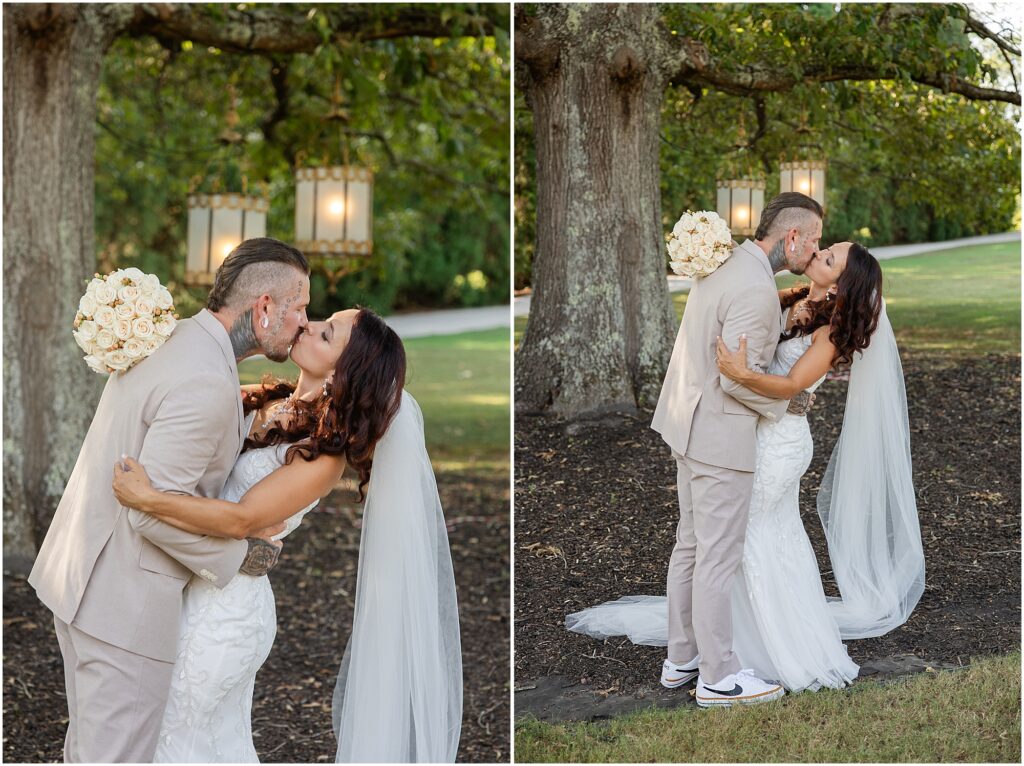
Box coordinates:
[155,420,319,763]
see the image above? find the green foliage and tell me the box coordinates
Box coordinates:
[95,4,509,315]
[515,3,1021,287]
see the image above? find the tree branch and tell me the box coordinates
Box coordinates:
[127,4,503,53]
[963,8,1021,57]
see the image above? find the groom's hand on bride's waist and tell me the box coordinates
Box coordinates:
[786,390,815,416]
[240,535,284,577]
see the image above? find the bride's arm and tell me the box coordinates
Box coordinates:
[112,452,346,539]
[716,327,834,399]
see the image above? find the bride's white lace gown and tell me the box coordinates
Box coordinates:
[567,334,859,692]
[729,334,858,691]
[155,430,317,763]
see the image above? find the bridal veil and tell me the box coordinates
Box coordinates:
[332,391,463,762]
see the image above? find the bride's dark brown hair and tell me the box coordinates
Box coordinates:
[780,242,883,369]
[242,308,406,500]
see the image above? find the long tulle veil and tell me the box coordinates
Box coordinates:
[332,391,463,762]
[566,301,924,645]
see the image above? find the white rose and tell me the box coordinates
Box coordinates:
[134,296,156,316]
[695,220,709,233]
[114,302,136,321]
[78,293,98,318]
[144,336,163,354]
[77,320,98,342]
[155,315,176,337]
[88,277,106,292]
[122,337,147,359]
[92,305,116,329]
[676,232,692,250]
[105,350,132,372]
[93,281,117,305]
[666,239,682,258]
[73,330,93,354]
[142,273,161,291]
[679,213,696,231]
[132,317,155,339]
[698,245,712,260]
[672,219,689,238]
[113,318,133,341]
[95,328,117,350]
[123,267,145,283]
[155,287,174,310]
[83,355,109,375]
[118,284,141,303]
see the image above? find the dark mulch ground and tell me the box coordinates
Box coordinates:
[514,352,1021,695]
[3,470,509,763]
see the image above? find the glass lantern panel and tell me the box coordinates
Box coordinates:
[210,207,244,273]
[187,205,211,273]
[243,209,266,240]
[716,186,731,226]
[732,187,752,233]
[295,179,314,241]
[346,179,372,243]
[811,167,826,207]
[779,167,793,194]
[317,179,348,241]
[751,187,765,232]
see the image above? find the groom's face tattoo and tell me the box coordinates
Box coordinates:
[260,276,310,363]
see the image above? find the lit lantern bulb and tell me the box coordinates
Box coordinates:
[735,206,749,222]
[221,242,236,259]
[328,198,345,217]
[798,179,811,193]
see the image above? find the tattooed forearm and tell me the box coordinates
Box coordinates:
[239,536,282,576]
[786,389,815,416]
[767,239,788,274]
[229,309,259,361]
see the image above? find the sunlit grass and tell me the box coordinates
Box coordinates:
[670,242,1021,354]
[516,652,1021,763]
[238,327,509,474]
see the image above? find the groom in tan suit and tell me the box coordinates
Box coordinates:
[30,238,311,761]
[651,193,823,704]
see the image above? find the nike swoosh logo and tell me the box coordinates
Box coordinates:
[703,684,743,696]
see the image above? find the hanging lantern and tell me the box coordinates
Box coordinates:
[779,159,827,210]
[294,165,374,293]
[716,178,765,237]
[185,193,268,287]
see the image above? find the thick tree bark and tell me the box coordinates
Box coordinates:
[3,4,133,570]
[515,4,676,415]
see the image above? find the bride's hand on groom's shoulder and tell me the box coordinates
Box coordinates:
[112,456,156,510]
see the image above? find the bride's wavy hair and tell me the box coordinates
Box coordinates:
[242,308,406,501]
[780,242,883,369]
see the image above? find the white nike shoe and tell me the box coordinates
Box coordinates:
[660,655,700,689]
[695,668,785,707]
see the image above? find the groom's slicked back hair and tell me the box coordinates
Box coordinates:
[755,192,824,241]
[206,238,310,312]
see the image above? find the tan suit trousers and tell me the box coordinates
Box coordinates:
[54,616,174,763]
[666,453,755,685]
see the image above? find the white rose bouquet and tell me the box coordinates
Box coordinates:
[666,210,735,278]
[73,268,179,374]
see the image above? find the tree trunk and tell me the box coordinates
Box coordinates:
[515,4,676,416]
[3,4,132,570]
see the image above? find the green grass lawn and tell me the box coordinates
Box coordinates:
[517,242,1021,355]
[515,652,1021,763]
[675,241,1020,354]
[238,327,509,474]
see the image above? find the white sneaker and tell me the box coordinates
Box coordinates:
[660,655,700,689]
[695,668,784,707]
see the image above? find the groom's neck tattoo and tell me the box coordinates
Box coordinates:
[229,309,259,361]
[767,239,788,273]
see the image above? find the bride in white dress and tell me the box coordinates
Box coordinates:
[567,242,925,693]
[113,307,462,762]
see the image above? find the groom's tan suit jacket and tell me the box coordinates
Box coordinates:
[652,239,790,471]
[30,309,249,663]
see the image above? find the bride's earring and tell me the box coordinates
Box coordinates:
[322,379,331,396]
[261,316,269,329]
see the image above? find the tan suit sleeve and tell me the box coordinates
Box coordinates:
[718,288,790,420]
[128,374,247,586]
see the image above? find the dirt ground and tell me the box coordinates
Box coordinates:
[3,470,509,763]
[514,352,1020,695]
